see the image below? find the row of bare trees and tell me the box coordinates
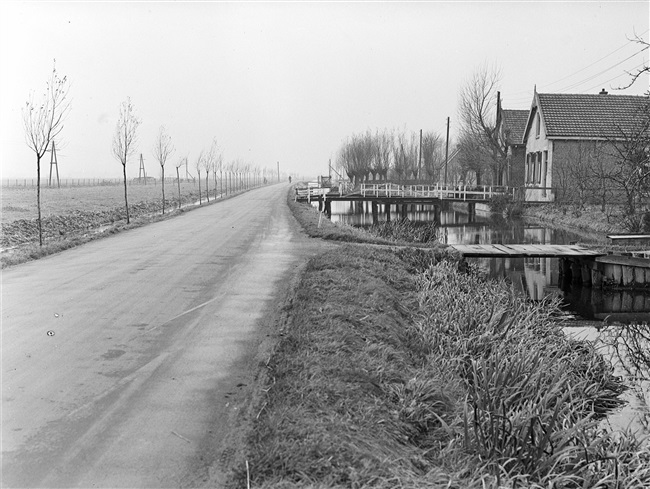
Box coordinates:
[336,129,445,185]
[23,62,273,246]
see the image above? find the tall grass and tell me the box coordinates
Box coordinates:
[237,246,648,488]
[367,219,439,244]
[414,261,646,487]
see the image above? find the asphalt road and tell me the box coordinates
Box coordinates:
[2,183,318,488]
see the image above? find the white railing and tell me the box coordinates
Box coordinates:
[295,185,330,202]
[360,183,514,201]
[296,183,516,202]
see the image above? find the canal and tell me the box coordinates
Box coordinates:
[325,200,650,324]
[323,200,650,435]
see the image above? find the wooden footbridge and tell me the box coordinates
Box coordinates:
[451,244,650,289]
[296,182,516,204]
[449,244,604,258]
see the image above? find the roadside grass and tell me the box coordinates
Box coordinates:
[235,246,648,488]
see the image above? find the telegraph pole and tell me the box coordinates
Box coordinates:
[444,117,450,185]
[277,161,280,182]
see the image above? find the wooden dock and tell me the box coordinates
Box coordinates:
[450,244,604,258]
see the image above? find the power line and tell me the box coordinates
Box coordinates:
[557,48,648,93]
[503,48,647,105]
[582,60,649,94]
[540,29,648,91]
[505,29,649,98]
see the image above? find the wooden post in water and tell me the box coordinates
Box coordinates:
[385,202,391,222]
[371,201,379,224]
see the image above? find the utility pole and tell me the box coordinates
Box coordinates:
[418,129,423,181]
[277,161,280,182]
[48,140,60,188]
[444,117,450,185]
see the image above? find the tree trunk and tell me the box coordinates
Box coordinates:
[198,173,202,204]
[122,163,130,224]
[176,167,181,209]
[37,155,43,246]
[206,170,210,203]
[161,166,166,214]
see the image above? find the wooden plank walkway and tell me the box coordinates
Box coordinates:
[450,244,604,258]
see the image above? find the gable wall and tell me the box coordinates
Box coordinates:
[524,108,554,201]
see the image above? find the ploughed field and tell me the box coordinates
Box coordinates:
[1,183,205,249]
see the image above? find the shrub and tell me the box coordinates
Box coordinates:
[488,194,523,219]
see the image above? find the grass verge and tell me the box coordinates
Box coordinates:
[231,245,648,488]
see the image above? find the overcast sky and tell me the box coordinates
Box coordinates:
[1,1,648,180]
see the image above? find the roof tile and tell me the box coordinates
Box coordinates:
[538,93,649,139]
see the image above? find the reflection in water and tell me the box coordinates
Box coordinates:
[325,201,650,323]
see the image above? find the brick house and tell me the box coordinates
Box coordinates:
[496,100,528,187]
[521,89,649,202]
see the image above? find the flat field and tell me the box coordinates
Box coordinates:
[1,182,205,224]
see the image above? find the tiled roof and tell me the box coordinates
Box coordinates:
[536,92,649,139]
[501,109,528,145]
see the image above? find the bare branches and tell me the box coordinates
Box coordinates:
[112,98,141,168]
[616,32,649,91]
[153,126,174,170]
[153,126,174,214]
[112,98,140,224]
[22,60,72,160]
[457,64,507,185]
[22,60,71,246]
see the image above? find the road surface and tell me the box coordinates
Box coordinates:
[2,184,320,488]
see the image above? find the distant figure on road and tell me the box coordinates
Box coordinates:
[288,176,292,183]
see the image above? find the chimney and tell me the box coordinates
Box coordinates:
[599,88,608,95]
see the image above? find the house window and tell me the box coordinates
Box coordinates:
[541,151,548,191]
[535,113,540,138]
[532,153,537,184]
[526,153,531,184]
[536,152,542,185]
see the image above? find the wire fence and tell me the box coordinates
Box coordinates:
[1,178,201,188]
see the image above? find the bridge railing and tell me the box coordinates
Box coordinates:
[294,185,331,202]
[360,183,515,200]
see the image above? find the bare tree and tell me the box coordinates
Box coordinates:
[421,131,444,181]
[195,150,205,204]
[600,102,650,230]
[175,155,187,209]
[458,64,507,185]
[22,60,71,245]
[152,126,175,214]
[112,97,141,224]
[205,138,219,202]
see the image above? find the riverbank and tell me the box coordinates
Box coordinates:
[217,199,648,488]
[523,203,630,238]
